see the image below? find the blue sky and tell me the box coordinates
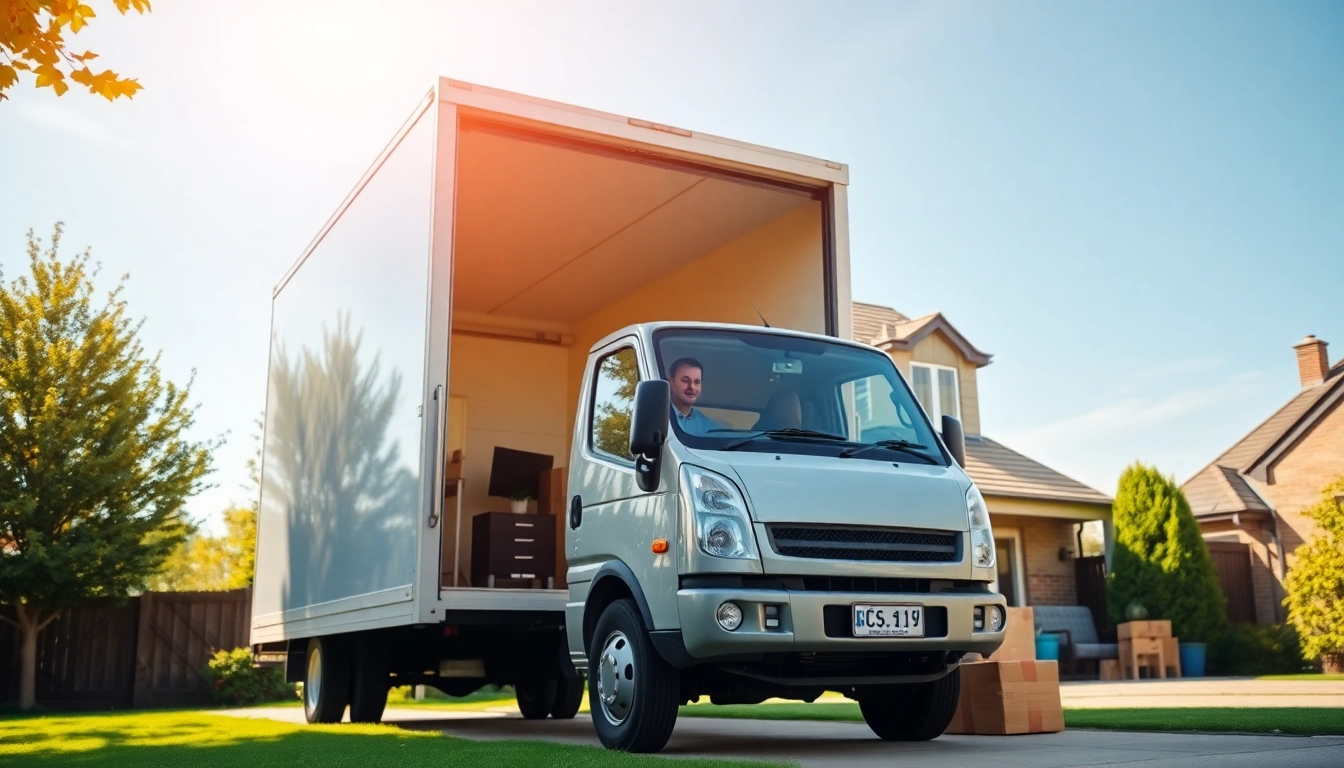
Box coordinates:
[3,1,1341,530]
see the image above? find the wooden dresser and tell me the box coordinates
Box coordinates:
[471,512,557,588]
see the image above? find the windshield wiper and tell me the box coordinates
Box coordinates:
[838,439,939,464]
[718,428,851,451]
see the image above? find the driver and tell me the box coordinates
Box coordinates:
[667,357,724,435]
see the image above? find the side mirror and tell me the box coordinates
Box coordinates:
[629,379,670,492]
[941,414,965,468]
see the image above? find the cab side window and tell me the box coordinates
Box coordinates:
[589,347,640,463]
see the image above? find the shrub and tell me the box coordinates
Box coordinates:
[1207,622,1310,676]
[202,647,295,707]
[1283,475,1344,664]
[1107,463,1226,643]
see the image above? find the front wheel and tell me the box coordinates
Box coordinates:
[587,599,680,753]
[857,667,961,741]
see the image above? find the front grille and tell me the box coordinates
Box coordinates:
[768,525,960,563]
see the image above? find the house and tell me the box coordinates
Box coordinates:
[852,302,1113,611]
[1182,335,1344,625]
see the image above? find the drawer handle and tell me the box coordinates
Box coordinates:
[514,555,533,560]
[514,538,534,543]
[514,522,534,528]
[510,573,536,579]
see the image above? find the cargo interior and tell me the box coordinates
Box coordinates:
[439,118,829,591]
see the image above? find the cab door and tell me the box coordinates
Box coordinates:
[566,337,679,630]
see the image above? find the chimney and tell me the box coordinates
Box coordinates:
[1293,335,1330,388]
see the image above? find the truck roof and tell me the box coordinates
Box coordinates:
[590,321,877,355]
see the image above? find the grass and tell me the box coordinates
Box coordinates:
[1063,708,1344,736]
[1255,673,1344,681]
[680,701,1344,736]
[0,710,779,768]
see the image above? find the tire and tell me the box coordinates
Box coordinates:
[857,667,961,741]
[550,673,585,720]
[349,634,390,724]
[303,636,352,724]
[516,678,559,720]
[587,599,680,753]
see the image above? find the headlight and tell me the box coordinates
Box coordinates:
[681,465,759,560]
[966,484,995,569]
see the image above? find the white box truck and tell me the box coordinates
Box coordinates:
[252,78,1005,753]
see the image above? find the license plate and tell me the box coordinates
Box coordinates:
[852,604,924,637]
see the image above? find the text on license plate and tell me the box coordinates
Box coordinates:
[852,604,924,637]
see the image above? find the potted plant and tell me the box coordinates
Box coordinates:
[509,489,533,514]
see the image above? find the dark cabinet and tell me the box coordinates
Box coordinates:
[471,512,557,588]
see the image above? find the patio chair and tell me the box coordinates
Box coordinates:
[1033,605,1118,679]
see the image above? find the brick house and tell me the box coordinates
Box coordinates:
[853,302,1113,609]
[1182,335,1344,625]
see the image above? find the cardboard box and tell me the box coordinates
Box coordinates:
[1117,620,1171,639]
[944,660,1064,735]
[536,467,567,515]
[1099,659,1122,681]
[1162,636,1182,678]
[988,607,1036,662]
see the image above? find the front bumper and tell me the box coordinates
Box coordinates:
[674,587,1007,660]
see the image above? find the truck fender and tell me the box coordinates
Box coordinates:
[583,560,656,647]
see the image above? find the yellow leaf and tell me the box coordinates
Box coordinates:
[12,61,32,72]
[78,4,97,17]
[0,66,17,90]
[52,79,69,96]
[80,51,99,61]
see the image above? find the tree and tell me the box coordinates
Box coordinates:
[1107,462,1226,643]
[150,505,256,592]
[592,350,637,460]
[1283,475,1344,669]
[0,224,213,709]
[153,420,262,592]
[1,1,149,102]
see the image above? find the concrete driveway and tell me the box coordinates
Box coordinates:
[222,706,1344,767]
[1061,678,1344,708]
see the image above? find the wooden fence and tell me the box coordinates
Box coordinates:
[0,589,251,710]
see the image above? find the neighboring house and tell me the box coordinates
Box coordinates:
[853,302,1113,610]
[1183,335,1344,625]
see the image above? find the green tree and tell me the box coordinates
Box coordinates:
[0,224,213,709]
[592,349,638,460]
[150,505,256,592]
[1107,462,1226,643]
[1283,475,1344,665]
[153,420,262,591]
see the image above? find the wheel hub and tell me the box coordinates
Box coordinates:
[597,630,636,725]
[305,646,322,713]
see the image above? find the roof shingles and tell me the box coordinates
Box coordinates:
[964,436,1112,506]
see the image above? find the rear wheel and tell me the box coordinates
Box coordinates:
[303,636,352,724]
[550,673,585,719]
[349,634,390,723]
[587,599,679,753]
[516,678,559,720]
[857,668,961,741]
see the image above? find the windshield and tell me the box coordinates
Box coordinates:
[652,328,946,464]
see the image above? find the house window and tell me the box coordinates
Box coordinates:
[910,362,960,423]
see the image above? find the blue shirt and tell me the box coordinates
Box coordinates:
[673,407,723,436]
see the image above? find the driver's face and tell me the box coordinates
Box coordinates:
[670,366,702,412]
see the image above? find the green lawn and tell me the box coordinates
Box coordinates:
[680,702,1344,736]
[0,710,778,768]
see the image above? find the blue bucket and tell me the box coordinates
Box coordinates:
[1179,643,1206,677]
[1035,633,1060,661]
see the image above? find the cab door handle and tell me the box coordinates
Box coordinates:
[569,495,582,530]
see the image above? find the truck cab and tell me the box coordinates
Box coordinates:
[567,322,1006,752]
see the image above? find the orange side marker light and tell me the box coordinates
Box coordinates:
[651,539,669,554]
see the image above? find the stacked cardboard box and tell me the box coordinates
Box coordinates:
[945,660,1064,735]
[988,607,1036,662]
[1118,620,1176,679]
